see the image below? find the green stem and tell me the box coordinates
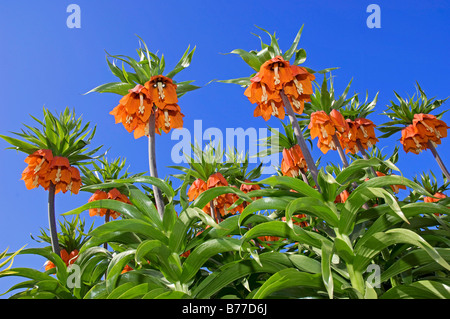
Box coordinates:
[280,90,321,191]
[148,111,165,220]
[332,135,349,167]
[347,263,365,297]
[428,141,450,181]
[47,183,60,256]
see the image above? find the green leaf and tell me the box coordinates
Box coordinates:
[283,25,304,62]
[251,269,326,299]
[381,280,450,299]
[84,82,135,96]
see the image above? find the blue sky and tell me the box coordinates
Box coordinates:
[0,0,449,296]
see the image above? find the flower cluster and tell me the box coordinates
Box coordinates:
[341,118,379,154]
[88,188,132,220]
[400,114,448,154]
[244,56,315,121]
[187,173,260,219]
[21,149,81,194]
[280,144,307,178]
[110,76,184,139]
[308,109,349,154]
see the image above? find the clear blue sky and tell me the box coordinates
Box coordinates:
[1,0,449,297]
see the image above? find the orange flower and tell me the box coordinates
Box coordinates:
[282,213,309,227]
[424,192,447,216]
[412,113,449,146]
[154,104,185,134]
[46,156,72,194]
[259,56,293,91]
[424,192,447,203]
[281,144,307,178]
[308,110,348,154]
[282,65,315,115]
[144,75,178,109]
[375,171,406,193]
[257,236,281,246]
[121,264,133,274]
[334,190,350,203]
[88,190,108,217]
[107,188,132,220]
[400,125,428,154]
[110,84,154,139]
[88,188,131,220]
[44,249,79,271]
[233,180,262,212]
[203,173,236,217]
[21,149,54,190]
[354,118,378,150]
[187,178,207,201]
[66,166,82,195]
[252,97,285,121]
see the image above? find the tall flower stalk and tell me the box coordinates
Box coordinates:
[220,26,337,190]
[0,107,101,254]
[379,83,449,180]
[87,36,199,219]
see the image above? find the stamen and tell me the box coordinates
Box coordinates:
[367,140,373,149]
[293,78,303,95]
[139,94,145,114]
[412,137,421,149]
[435,129,441,138]
[157,81,165,100]
[261,84,268,104]
[66,181,73,192]
[126,115,133,124]
[33,176,39,187]
[164,110,170,127]
[292,97,301,110]
[55,167,62,183]
[34,158,45,174]
[360,126,369,138]
[273,64,280,86]
[320,126,328,139]
[422,121,434,133]
[271,101,278,116]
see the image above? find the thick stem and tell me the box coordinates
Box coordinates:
[47,183,60,256]
[103,211,110,250]
[209,200,221,224]
[332,135,349,167]
[280,90,321,191]
[428,141,450,181]
[148,112,165,220]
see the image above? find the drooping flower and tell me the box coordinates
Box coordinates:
[107,188,132,220]
[154,104,185,134]
[282,213,309,228]
[88,188,131,220]
[44,249,79,271]
[144,75,178,109]
[281,144,307,178]
[88,190,108,218]
[258,56,294,91]
[46,156,72,194]
[334,190,350,203]
[400,125,428,154]
[204,173,236,218]
[308,110,348,154]
[233,180,262,212]
[424,192,447,216]
[187,178,207,201]
[110,84,154,139]
[282,65,315,115]
[21,149,54,190]
[412,113,449,147]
